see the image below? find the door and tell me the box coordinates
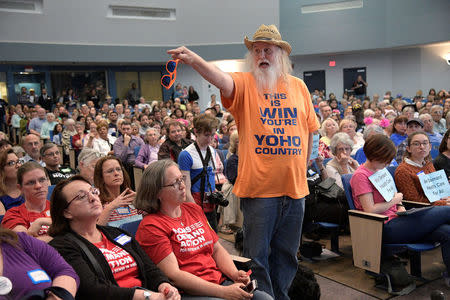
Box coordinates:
[343,67,366,95]
[303,70,326,95]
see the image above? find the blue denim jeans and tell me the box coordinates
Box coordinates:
[241,197,305,300]
[181,279,273,300]
[383,206,450,272]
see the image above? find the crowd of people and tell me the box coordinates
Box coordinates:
[0,23,449,299]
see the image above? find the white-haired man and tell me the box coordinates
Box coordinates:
[168,24,319,300]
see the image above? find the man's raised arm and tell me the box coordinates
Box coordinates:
[167,46,235,99]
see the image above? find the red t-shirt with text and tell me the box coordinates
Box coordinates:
[136,202,223,284]
[94,232,142,288]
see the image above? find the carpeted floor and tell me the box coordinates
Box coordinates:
[219,232,448,299]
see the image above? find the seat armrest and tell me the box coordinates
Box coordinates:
[230,255,251,271]
[402,200,431,208]
[348,209,388,221]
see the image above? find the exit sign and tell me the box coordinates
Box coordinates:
[329,61,336,67]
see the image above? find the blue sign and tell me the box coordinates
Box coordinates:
[310,134,320,160]
[369,168,397,202]
[418,169,450,203]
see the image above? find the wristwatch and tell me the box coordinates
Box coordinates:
[143,290,151,300]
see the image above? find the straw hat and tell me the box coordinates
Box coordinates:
[244,24,292,55]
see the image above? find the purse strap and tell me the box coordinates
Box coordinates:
[21,286,74,300]
[66,232,107,281]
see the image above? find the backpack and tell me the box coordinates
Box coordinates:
[376,257,416,295]
[288,264,321,300]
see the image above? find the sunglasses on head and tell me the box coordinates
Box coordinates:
[161,59,179,90]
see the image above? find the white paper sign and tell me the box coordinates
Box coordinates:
[418,169,450,203]
[369,168,397,202]
[310,134,320,160]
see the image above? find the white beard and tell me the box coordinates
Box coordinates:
[252,62,282,93]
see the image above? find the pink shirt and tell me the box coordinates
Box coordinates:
[350,165,398,222]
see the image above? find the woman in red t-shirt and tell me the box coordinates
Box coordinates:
[48,175,180,300]
[135,160,272,300]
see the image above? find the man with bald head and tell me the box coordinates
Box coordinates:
[22,133,44,166]
[167,24,319,299]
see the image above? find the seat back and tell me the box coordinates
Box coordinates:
[47,185,55,200]
[119,219,141,237]
[341,174,355,210]
[386,165,397,178]
[430,142,440,159]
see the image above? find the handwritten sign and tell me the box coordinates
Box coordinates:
[418,170,450,203]
[310,134,320,160]
[369,168,397,202]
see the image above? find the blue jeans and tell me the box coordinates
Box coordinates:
[181,279,273,300]
[241,197,304,300]
[383,206,450,272]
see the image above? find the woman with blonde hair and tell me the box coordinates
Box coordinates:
[339,118,364,155]
[318,118,339,158]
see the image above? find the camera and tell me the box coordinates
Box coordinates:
[206,191,229,207]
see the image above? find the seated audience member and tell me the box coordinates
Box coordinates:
[350,134,450,285]
[52,123,64,145]
[158,120,191,162]
[135,128,160,169]
[389,115,408,146]
[318,118,339,159]
[326,133,359,190]
[28,108,46,136]
[0,227,78,299]
[355,124,385,164]
[1,162,51,241]
[94,156,141,226]
[431,105,446,135]
[420,113,443,144]
[77,148,102,185]
[220,131,242,233]
[395,131,449,206]
[89,119,116,156]
[339,118,364,155]
[41,143,76,185]
[0,149,24,214]
[22,133,44,166]
[433,128,450,179]
[40,113,58,141]
[395,118,424,164]
[113,120,145,175]
[135,160,272,300]
[71,121,86,152]
[48,175,179,300]
[61,119,77,157]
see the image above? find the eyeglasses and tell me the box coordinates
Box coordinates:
[23,177,49,187]
[336,147,352,152]
[66,187,100,208]
[7,160,23,167]
[103,167,122,175]
[44,151,60,157]
[411,141,430,147]
[161,59,179,90]
[162,175,186,190]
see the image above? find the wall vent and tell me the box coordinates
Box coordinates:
[0,0,43,13]
[301,0,363,14]
[109,5,175,20]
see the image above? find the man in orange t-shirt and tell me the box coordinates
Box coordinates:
[167,24,319,300]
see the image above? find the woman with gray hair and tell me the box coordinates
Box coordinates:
[326,132,359,189]
[77,148,103,184]
[135,127,160,169]
[135,160,272,300]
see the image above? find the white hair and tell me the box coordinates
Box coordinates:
[244,46,292,92]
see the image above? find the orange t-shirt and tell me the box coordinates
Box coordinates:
[221,72,319,199]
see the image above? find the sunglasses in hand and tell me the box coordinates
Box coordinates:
[161,59,179,89]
